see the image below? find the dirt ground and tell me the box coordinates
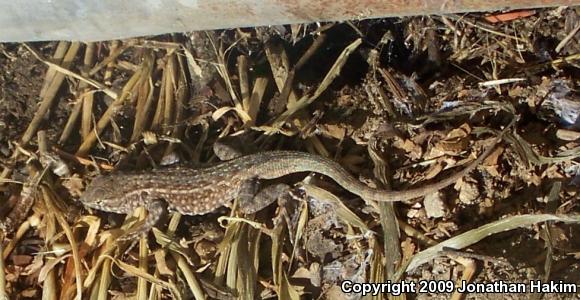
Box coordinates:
[0,6,579,300]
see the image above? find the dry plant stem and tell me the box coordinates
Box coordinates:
[272,38,362,127]
[90,40,125,77]
[103,41,118,84]
[39,41,69,98]
[115,252,183,300]
[555,23,580,53]
[248,229,261,297]
[42,185,58,300]
[171,252,206,300]
[288,201,308,268]
[96,249,113,300]
[83,234,118,289]
[131,53,155,142]
[1,219,32,260]
[368,241,386,300]
[41,185,84,300]
[550,53,580,68]
[280,269,300,298]
[163,55,177,130]
[151,56,169,130]
[59,97,84,144]
[226,226,241,291]
[103,255,181,299]
[265,41,291,93]
[210,34,241,108]
[296,33,327,71]
[81,93,95,140]
[278,69,296,110]
[76,66,143,155]
[81,42,96,139]
[277,33,325,110]
[238,55,250,111]
[368,141,401,278]
[148,213,181,299]
[246,77,268,126]
[214,223,236,286]
[137,209,150,300]
[21,42,80,145]
[24,44,118,99]
[84,42,96,71]
[43,267,57,300]
[440,15,459,35]
[157,58,171,129]
[0,152,18,187]
[131,79,155,143]
[0,242,7,300]
[87,278,99,299]
[51,147,114,170]
[163,54,188,158]
[235,228,256,299]
[60,43,97,143]
[37,132,84,299]
[148,273,161,300]
[235,225,259,298]
[270,222,285,286]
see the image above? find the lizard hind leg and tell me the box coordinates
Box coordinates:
[119,199,167,241]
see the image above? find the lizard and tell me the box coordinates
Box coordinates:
[80,137,501,239]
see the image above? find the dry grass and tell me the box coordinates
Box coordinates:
[0,7,579,299]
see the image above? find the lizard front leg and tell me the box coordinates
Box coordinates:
[119,199,167,241]
[237,178,290,214]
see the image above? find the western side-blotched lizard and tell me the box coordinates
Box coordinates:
[80,138,500,238]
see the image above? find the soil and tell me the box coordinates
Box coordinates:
[0,7,579,300]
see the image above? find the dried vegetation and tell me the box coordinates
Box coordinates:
[0,7,579,300]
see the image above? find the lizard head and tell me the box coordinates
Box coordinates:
[80,174,127,212]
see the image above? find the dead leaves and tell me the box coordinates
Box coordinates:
[1,7,579,299]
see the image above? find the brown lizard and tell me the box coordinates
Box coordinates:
[80,137,501,238]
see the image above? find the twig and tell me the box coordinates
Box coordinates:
[555,23,580,53]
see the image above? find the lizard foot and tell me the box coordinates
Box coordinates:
[118,199,167,241]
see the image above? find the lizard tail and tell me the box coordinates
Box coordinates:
[250,136,501,202]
